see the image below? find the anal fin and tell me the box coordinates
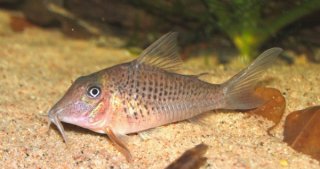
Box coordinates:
[138,128,158,140]
[188,112,212,126]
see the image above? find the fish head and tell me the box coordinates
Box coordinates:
[48,72,111,142]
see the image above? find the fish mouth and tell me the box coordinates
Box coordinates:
[48,108,68,143]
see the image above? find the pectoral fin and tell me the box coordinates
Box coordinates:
[105,127,132,162]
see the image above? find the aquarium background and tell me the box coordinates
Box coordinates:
[2,0,319,62]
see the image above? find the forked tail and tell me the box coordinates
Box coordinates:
[222,48,283,109]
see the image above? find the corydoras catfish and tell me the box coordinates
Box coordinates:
[47,32,283,161]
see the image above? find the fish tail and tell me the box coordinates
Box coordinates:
[221,48,283,110]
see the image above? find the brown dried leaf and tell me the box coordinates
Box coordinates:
[245,87,286,127]
[166,143,208,169]
[10,15,35,32]
[284,106,320,161]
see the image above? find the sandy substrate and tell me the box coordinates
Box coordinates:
[0,10,320,169]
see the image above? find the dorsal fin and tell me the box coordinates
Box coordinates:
[134,32,182,71]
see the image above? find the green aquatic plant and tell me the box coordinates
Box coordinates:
[126,0,320,61]
[203,0,320,61]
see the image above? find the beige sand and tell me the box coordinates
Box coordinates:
[0,10,319,169]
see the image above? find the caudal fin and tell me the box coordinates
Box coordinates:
[222,48,283,110]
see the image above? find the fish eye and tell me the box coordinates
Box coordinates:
[87,86,101,98]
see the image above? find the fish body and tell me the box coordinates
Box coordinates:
[47,32,282,161]
[95,62,223,135]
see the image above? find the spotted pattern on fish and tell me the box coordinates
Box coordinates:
[104,63,223,133]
